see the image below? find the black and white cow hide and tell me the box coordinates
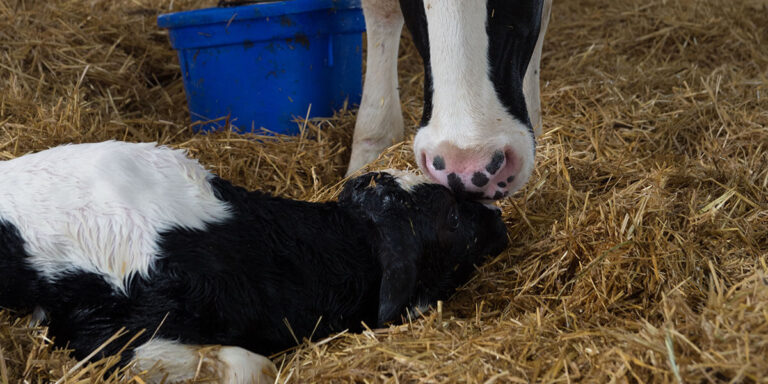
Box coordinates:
[348,0,552,201]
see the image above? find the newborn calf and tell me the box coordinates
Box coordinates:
[0,141,507,383]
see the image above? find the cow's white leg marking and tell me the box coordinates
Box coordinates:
[523,0,552,138]
[346,0,404,177]
[133,339,276,384]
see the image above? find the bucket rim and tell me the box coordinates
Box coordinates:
[158,0,361,29]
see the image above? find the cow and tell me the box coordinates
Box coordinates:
[347,0,552,200]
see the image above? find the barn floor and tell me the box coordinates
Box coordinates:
[1,0,767,382]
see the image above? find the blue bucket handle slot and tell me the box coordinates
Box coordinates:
[218,0,290,7]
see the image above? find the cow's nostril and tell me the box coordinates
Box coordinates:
[432,156,446,170]
[485,150,505,175]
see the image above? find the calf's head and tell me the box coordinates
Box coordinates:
[339,170,508,326]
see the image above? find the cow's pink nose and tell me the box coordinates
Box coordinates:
[419,146,522,200]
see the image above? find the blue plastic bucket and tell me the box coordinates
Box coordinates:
[158,0,365,134]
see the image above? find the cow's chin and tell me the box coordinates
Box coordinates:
[413,116,535,200]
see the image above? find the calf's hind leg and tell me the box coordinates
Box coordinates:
[132,339,277,384]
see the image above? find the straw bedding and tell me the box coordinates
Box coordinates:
[1,0,766,382]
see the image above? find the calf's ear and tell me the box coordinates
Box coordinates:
[376,239,418,327]
[338,172,422,326]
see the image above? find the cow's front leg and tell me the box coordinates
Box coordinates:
[346,0,405,177]
[133,339,277,384]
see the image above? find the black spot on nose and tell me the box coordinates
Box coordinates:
[471,172,489,187]
[497,182,507,188]
[486,151,505,175]
[507,175,515,183]
[490,190,509,199]
[432,156,445,170]
[447,173,464,193]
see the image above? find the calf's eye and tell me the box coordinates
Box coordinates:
[446,207,460,231]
